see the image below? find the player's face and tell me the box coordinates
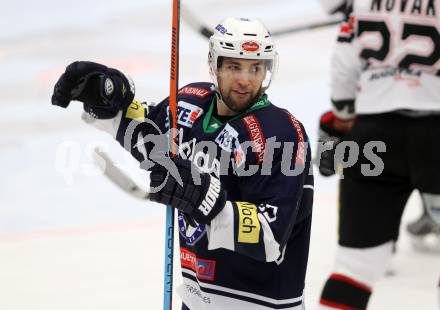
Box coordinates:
[217,58,266,115]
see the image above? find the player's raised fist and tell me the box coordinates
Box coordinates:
[51,61,135,119]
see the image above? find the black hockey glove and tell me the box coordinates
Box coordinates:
[317,111,354,176]
[51,61,135,119]
[149,158,227,225]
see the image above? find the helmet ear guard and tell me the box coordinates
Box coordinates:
[208,17,278,92]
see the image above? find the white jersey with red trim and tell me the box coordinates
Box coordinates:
[331,0,440,118]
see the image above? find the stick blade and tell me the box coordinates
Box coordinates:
[93,147,149,200]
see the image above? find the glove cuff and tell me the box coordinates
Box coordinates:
[331,98,355,120]
[320,111,354,138]
[106,69,135,110]
[191,175,227,224]
[84,70,136,119]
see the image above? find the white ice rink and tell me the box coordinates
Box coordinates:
[0,1,438,309]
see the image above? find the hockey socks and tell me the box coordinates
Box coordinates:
[319,273,372,310]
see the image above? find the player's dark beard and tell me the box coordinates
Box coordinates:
[221,87,263,114]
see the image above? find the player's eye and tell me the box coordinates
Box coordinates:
[227,65,241,71]
[252,66,261,73]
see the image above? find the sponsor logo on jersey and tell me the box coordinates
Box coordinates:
[125,99,145,121]
[178,212,206,246]
[368,68,422,87]
[252,96,267,108]
[178,86,211,99]
[286,112,305,166]
[184,284,211,304]
[215,124,245,168]
[242,114,266,164]
[178,140,222,178]
[242,41,260,52]
[177,101,203,128]
[180,247,216,281]
[215,124,239,151]
[236,202,260,243]
[339,15,355,36]
[196,259,216,281]
[258,204,278,223]
[198,176,221,216]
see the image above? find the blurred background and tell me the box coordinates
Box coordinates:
[0,0,437,309]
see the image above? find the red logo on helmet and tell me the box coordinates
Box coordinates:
[241,41,260,52]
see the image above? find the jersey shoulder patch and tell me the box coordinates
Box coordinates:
[337,14,355,43]
[175,82,215,128]
[243,105,308,154]
[178,82,215,100]
[240,113,266,165]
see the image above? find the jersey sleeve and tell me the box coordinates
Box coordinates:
[84,83,211,163]
[206,112,314,263]
[115,83,212,162]
[114,98,171,163]
[330,7,362,120]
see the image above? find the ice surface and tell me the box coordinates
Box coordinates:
[0,1,437,309]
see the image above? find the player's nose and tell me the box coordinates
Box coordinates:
[234,72,251,87]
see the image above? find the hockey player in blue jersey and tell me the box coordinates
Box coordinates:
[51,17,313,309]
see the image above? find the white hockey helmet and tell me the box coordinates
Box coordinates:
[208,17,278,91]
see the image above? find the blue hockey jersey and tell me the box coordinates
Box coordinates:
[114,82,314,309]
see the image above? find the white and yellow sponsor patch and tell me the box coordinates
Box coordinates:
[125,99,145,121]
[236,202,260,244]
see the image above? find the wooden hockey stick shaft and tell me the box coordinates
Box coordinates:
[164,0,180,309]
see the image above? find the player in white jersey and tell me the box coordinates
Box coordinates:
[317,0,440,308]
[322,0,440,251]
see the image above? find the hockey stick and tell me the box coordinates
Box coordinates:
[181,4,343,39]
[164,0,180,309]
[271,16,342,36]
[93,148,149,199]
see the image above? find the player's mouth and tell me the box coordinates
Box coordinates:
[232,89,250,97]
